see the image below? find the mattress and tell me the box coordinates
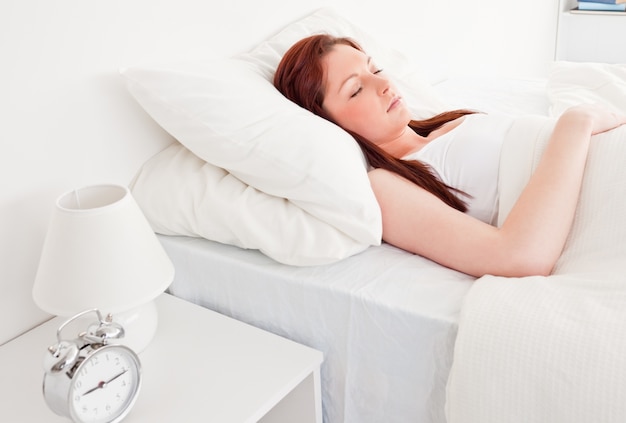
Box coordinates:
[159,235,474,423]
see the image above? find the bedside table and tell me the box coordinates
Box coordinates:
[0,294,323,422]
[556,0,626,63]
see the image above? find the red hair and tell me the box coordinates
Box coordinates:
[274,34,473,212]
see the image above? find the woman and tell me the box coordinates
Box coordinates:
[274,34,626,278]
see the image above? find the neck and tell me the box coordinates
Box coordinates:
[378,127,428,159]
[384,115,469,158]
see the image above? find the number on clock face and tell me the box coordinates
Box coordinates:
[69,346,140,423]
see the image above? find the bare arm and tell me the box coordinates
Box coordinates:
[369,105,626,278]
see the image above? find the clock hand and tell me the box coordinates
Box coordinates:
[81,369,128,396]
[104,369,128,384]
[82,381,105,396]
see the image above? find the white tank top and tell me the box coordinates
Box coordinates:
[402,113,514,225]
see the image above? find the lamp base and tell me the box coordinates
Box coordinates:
[110,300,158,353]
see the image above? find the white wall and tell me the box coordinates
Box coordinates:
[0,0,558,344]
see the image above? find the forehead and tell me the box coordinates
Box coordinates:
[324,44,367,72]
[323,44,368,86]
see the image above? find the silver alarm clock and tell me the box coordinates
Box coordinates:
[42,309,142,423]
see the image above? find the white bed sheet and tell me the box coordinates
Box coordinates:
[158,75,550,423]
[160,235,473,423]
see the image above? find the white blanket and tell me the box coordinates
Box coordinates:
[446,113,626,422]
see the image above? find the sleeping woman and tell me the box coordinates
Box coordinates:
[273,34,626,278]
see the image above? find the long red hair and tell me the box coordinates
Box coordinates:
[274,34,473,212]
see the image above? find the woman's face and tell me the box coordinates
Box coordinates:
[321,44,411,147]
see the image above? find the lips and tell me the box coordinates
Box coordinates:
[387,96,402,112]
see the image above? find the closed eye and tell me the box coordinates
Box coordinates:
[350,69,384,98]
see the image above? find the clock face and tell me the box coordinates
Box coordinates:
[69,345,141,423]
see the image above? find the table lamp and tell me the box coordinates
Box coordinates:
[32,184,175,352]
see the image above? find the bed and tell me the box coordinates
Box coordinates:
[124,8,626,423]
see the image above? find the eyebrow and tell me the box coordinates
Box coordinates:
[337,56,372,94]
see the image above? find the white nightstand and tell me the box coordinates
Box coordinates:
[556,0,626,63]
[0,294,323,422]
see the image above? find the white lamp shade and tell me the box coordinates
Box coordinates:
[33,184,175,316]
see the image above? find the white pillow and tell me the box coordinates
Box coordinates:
[547,61,626,117]
[123,8,448,263]
[130,143,370,265]
[124,57,380,245]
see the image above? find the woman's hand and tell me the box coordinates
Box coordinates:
[563,104,626,135]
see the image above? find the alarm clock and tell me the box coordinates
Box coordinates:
[42,309,142,423]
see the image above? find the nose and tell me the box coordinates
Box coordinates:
[375,73,390,95]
